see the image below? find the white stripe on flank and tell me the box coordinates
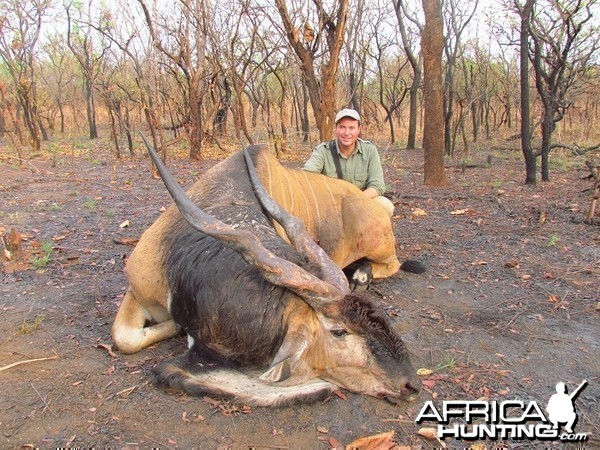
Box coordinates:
[300,171,321,222]
[320,176,339,211]
[283,166,294,212]
[260,152,277,207]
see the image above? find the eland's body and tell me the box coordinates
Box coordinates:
[112,144,420,406]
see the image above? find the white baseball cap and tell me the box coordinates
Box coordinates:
[335,108,361,124]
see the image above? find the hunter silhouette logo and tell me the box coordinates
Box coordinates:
[415,379,589,442]
[546,380,587,434]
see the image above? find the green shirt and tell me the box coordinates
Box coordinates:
[302,138,386,195]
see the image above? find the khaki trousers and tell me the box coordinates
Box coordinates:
[374,196,395,218]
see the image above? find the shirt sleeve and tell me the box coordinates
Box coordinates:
[364,144,386,195]
[302,144,328,173]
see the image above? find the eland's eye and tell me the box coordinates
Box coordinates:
[330,328,348,338]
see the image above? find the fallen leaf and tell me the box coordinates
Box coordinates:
[417,427,446,448]
[419,308,442,321]
[333,390,347,400]
[450,208,468,215]
[329,436,344,449]
[469,443,487,450]
[96,343,118,358]
[317,425,329,434]
[202,396,220,408]
[411,208,427,217]
[555,300,569,310]
[7,228,22,251]
[417,428,437,440]
[422,379,437,389]
[417,368,433,376]
[220,404,239,416]
[346,430,395,450]
[538,210,547,224]
[119,220,130,228]
[113,237,139,246]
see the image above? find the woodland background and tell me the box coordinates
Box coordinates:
[0,0,598,183]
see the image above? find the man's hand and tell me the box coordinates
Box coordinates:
[363,187,380,199]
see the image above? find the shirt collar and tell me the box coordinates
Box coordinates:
[336,138,363,157]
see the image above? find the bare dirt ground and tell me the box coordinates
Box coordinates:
[1,137,598,449]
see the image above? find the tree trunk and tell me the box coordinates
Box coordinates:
[188,79,203,160]
[108,109,121,159]
[233,82,254,146]
[274,0,348,141]
[58,101,65,134]
[19,88,41,152]
[443,66,455,156]
[406,74,421,149]
[300,79,310,142]
[519,0,536,184]
[421,0,447,186]
[540,109,553,181]
[386,110,396,144]
[319,64,337,141]
[392,0,422,150]
[124,108,134,157]
[85,77,98,139]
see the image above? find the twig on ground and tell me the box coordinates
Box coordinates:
[381,419,415,424]
[0,355,58,373]
[31,383,58,417]
[244,445,289,449]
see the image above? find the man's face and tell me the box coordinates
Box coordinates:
[335,117,360,149]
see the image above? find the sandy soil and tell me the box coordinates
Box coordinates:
[1,139,598,449]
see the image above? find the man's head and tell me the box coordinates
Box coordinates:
[334,109,361,152]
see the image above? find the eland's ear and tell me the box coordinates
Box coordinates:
[259,330,310,382]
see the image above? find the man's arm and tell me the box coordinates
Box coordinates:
[364,145,386,195]
[363,187,380,199]
[302,145,327,173]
